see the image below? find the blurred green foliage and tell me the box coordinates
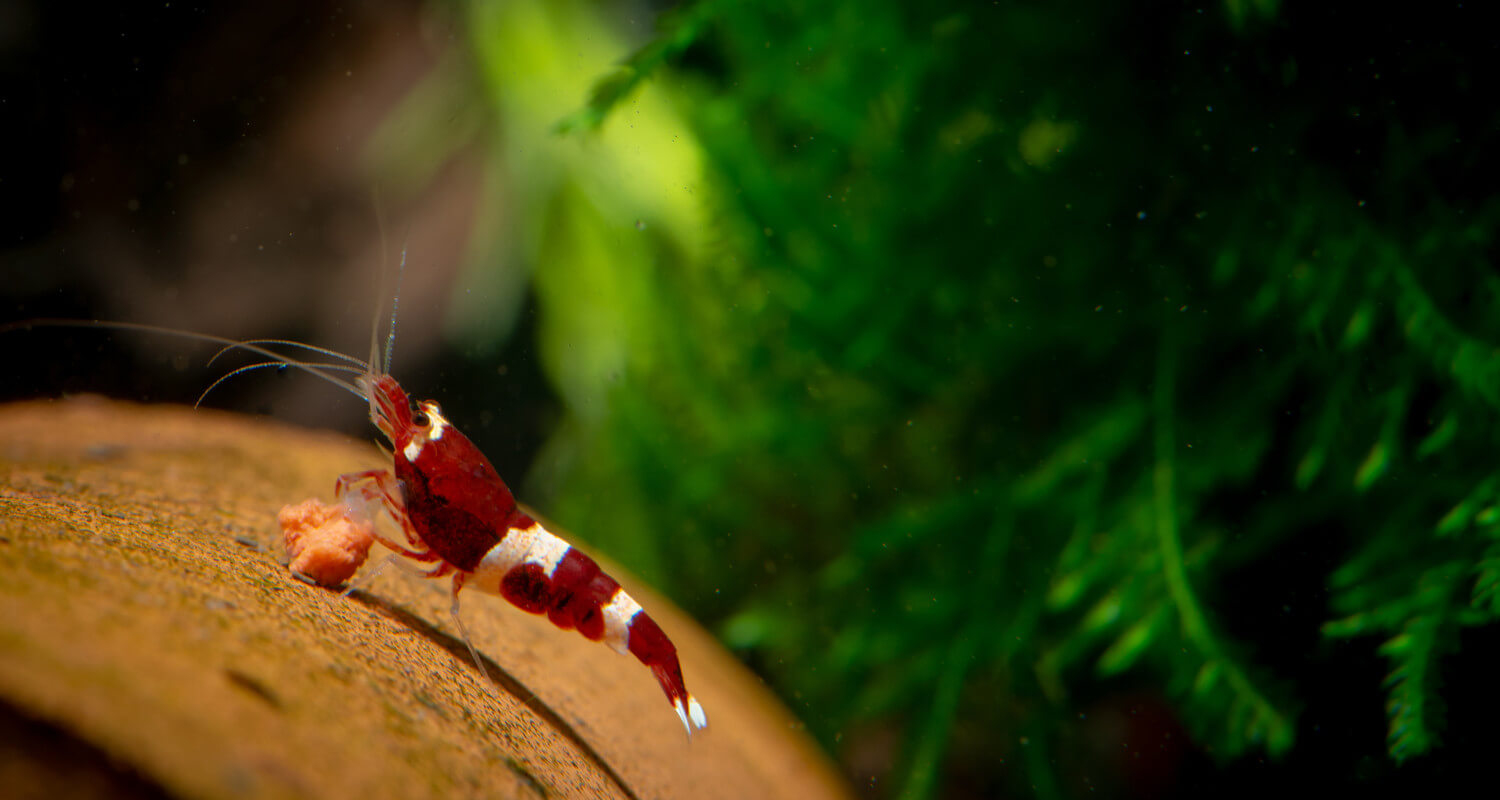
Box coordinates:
[380,0,1500,796]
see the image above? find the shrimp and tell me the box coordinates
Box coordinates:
[335,370,707,737]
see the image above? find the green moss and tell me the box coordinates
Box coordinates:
[384,0,1500,794]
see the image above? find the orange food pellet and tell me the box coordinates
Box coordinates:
[278,498,376,587]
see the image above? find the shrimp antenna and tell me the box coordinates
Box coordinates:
[369,193,389,375]
[384,235,408,376]
[206,339,370,371]
[3,320,368,402]
[197,361,367,408]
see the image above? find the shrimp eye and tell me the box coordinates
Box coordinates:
[412,411,430,428]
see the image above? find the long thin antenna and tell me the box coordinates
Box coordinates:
[196,361,367,408]
[206,339,370,371]
[2,319,369,402]
[369,193,390,374]
[384,235,408,376]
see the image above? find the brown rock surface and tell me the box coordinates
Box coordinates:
[0,396,849,800]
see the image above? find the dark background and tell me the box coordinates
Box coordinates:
[0,0,554,486]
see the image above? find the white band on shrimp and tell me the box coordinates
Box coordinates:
[601,587,643,655]
[471,522,571,592]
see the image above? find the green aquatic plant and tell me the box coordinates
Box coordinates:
[379,0,1500,795]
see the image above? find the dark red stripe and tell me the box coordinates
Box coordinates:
[626,613,671,665]
[571,573,620,642]
[545,547,594,630]
[499,563,551,613]
[626,614,687,699]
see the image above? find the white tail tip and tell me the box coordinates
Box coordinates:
[673,695,709,736]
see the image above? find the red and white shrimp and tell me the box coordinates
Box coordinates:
[3,312,708,737]
[336,370,707,736]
